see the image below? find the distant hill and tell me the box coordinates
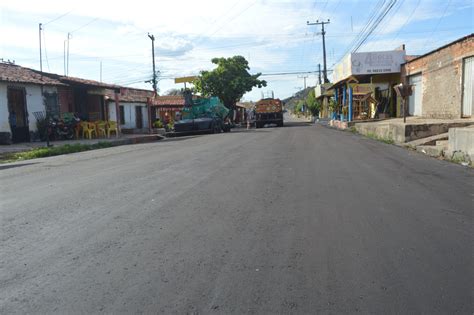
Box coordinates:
[282,87,314,111]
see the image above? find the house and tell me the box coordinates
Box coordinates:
[107,88,154,133]
[0,62,66,143]
[0,62,158,143]
[330,47,406,121]
[401,34,474,119]
[314,83,333,118]
[42,73,121,123]
[148,95,187,123]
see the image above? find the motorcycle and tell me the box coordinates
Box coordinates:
[48,115,80,140]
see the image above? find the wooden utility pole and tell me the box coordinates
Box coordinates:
[148,33,157,94]
[298,75,308,89]
[307,19,330,83]
[39,23,43,72]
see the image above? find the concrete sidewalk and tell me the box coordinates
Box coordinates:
[0,134,164,156]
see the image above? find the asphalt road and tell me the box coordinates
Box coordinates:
[0,120,472,314]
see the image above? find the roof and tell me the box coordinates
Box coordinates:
[51,74,120,89]
[115,88,155,103]
[151,95,186,106]
[404,33,473,64]
[0,63,66,86]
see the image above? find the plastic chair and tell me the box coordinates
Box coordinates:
[81,122,96,139]
[107,121,119,138]
[95,121,107,138]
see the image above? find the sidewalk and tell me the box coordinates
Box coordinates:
[0,134,164,156]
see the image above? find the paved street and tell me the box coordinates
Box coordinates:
[0,121,472,314]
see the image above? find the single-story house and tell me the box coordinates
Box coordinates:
[148,95,187,123]
[107,88,154,132]
[401,34,474,119]
[0,62,67,143]
[330,47,406,121]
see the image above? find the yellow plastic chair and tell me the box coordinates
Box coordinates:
[107,121,119,138]
[81,122,96,139]
[95,121,107,138]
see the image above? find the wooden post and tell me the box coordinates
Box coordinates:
[114,91,121,134]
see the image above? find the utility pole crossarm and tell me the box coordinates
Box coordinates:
[307,19,330,83]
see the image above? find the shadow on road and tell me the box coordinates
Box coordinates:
[0,162,40,170]
[281,121,312,128]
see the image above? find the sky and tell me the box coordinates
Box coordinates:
[1,0,473,101]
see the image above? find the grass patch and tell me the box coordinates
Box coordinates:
[365,132,395,145]
[2,142,114,163]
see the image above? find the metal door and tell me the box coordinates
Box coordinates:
[462,56,473,117]
[7,87,30,143]
[408,74,423,116]
[135,106,143,129]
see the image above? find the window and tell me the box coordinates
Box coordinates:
[119,106,125,125]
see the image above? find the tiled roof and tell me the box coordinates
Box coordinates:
[106,88,155,103]
[0,63,66,86]
[151,95,186,106]
[57,75,120,89]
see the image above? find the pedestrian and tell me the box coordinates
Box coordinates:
[246,108,253,130]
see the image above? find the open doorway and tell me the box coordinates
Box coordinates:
[135,106,143,129]
[7,87,29,143]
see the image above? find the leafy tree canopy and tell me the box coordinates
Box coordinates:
[193,56,267,109]
[306,89,321,116]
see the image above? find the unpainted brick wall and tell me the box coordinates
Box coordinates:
[402,36,474,119]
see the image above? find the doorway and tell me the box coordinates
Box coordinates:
[7,87,30,143]
[408,74,423,116]
[462,56,473,117]
[135,106,143,129]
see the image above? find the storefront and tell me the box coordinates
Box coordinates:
[148,95,186,124]
[330,48,406,121]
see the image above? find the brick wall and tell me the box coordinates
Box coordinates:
[401,35,474,119]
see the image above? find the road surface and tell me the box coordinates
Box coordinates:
[1,121,472,314]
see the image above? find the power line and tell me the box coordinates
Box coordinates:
[42,27,51,72]
[43,10,74,26]
[70,17,100,34]
[352,0,398,52]
[424,0,452,48]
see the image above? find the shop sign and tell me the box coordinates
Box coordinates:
[349,83,373,95]
[333,50,405,83]
[351,50,405,75]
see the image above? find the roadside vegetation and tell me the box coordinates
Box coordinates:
[1,142,113,163]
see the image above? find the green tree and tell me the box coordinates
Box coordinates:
[193,56,267,110]
[294,100,304,115]
[306,89,321,116]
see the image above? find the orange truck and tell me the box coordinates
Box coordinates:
[254,98,284,128]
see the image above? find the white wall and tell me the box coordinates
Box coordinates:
[0,82,56,133]
[108,101,148,129]
[0,83,9,133]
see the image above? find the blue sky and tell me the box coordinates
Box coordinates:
[1,0,472,101]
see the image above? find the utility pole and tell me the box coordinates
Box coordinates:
[298,75,308,89]
[39,23,43,72]
[148,33,157,94]
[100,61,102,82]
[318,64,322,85]
[67,33,72,76]
[63,40,66,75]
[307,19,330,83]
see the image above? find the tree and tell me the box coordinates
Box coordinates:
[164,88,183,96]
[306,89,321,116]
[193,56,267,111]
[165,88,195,96]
